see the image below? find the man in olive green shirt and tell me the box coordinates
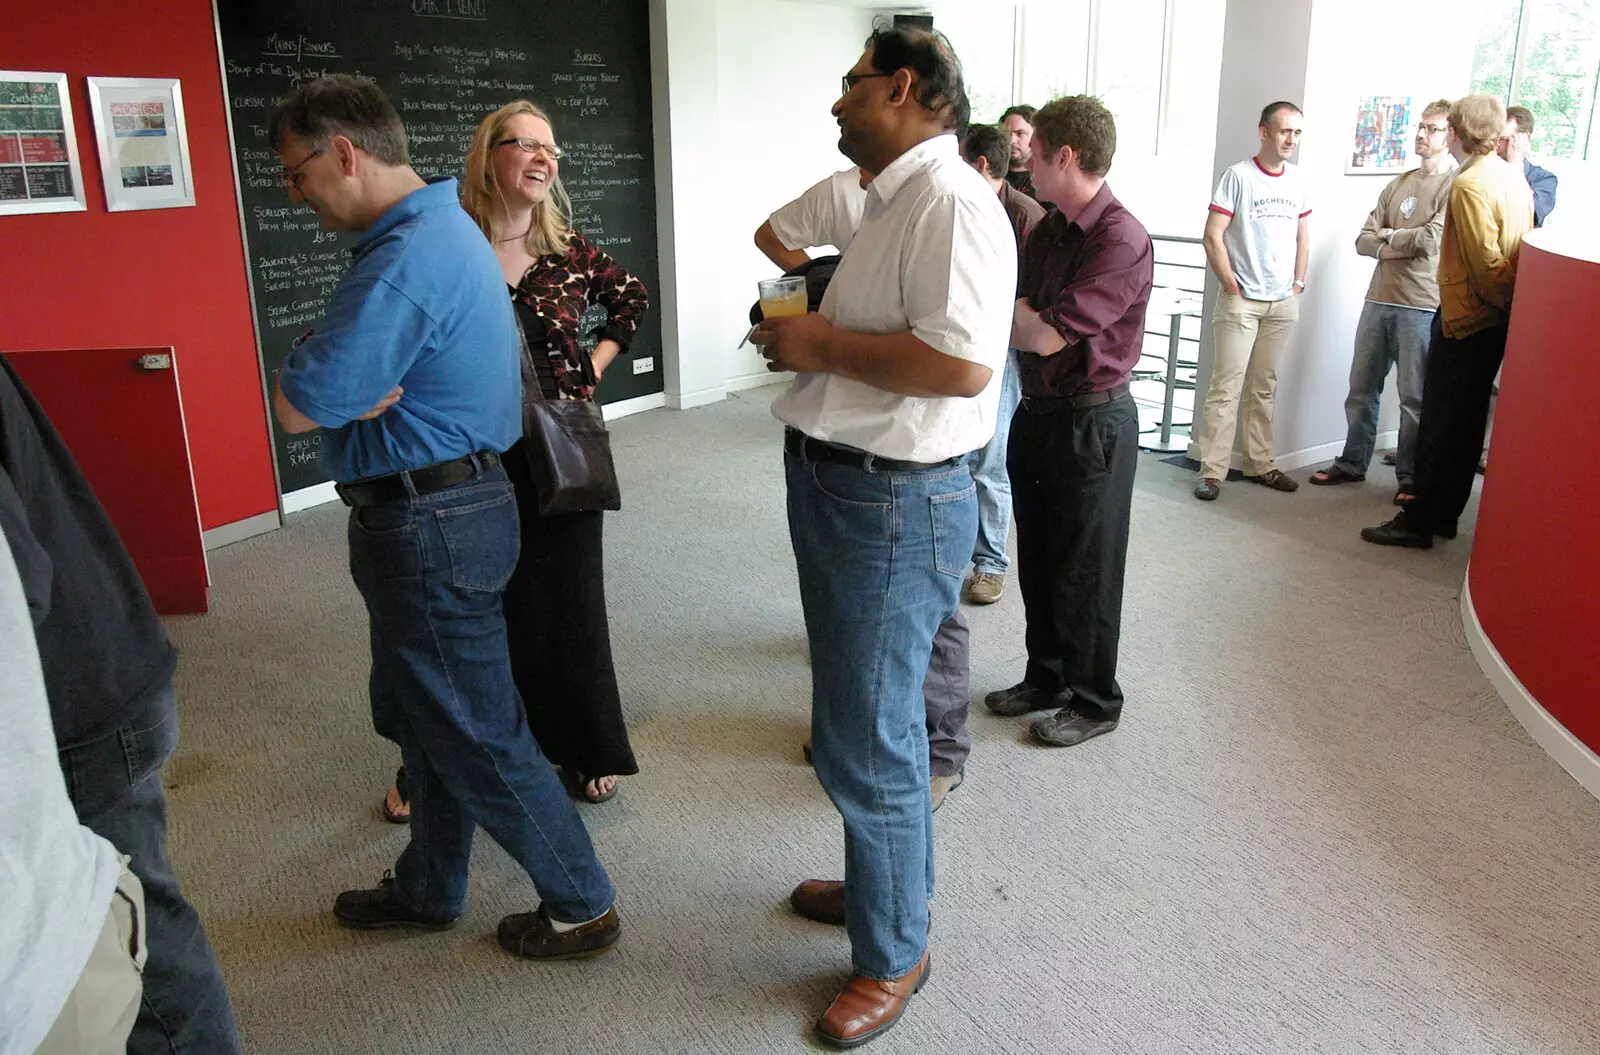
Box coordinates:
[1362,94,1534,549]
[1312,99,1455,496]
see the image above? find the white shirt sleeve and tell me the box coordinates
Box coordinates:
[1210,166,1242,217]
[768,174,840,251]
[901,191,1016,366]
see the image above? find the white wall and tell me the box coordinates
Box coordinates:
[1191,0,1483,471]
[720,0,876,390]
[650,0,873,411]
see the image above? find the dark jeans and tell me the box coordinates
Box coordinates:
[57,683,243,1055]
[348,466,614,924]
[502,441,637,778]
[1408,319,1507,534]
[1009,393,1139,720]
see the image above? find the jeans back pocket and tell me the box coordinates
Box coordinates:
[929,483,978,578]
[435,490,520,593]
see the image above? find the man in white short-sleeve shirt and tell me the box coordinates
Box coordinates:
[1194,101,1312,501]
[754,159,976,815]
[751,25,1014,1048]
[755,166,869,270]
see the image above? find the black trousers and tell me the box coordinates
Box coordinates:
[1008,393,1139,720]
[1409,319,1507,534]
[502,438,639,778]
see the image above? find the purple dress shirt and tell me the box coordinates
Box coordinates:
[1017,184,1154,397]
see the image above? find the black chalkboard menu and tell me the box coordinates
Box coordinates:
[215,0,662,494]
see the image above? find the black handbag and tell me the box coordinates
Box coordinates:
[516,321,621,516]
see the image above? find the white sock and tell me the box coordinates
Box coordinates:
[548,906,611,933]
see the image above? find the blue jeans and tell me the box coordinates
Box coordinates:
[1334,302,1433,485]
[348,466,615,924]
[57,683,243,1055]
[966,349,1021,575]
[785,439,976,980]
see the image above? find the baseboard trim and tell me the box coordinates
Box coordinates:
[1185,430,1400,473]
[282,480,340,515]
[724,372,790,394]
[1461,573,1600,800]
[601,392,666,421]
[666,386,726,411]
[202,510,281,550]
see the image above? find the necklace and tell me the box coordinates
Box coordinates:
[496,232,528,244]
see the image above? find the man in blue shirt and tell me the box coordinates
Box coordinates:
[270,75,619,959]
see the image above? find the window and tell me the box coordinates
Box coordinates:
[1471,0,1600,159]
[934,8,1021,127]
[1019,1,1092,111]
[1091,0,1167,154]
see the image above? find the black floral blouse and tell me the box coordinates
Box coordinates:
[509,230,649,402]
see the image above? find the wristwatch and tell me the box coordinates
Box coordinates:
[1292,279,1306,292]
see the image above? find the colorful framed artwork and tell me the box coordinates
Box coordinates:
[1349,95,1415,175]
[86,77,197,211]
[0,71,88,215]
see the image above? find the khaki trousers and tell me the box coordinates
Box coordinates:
[1196,292,1300,480]
[36,861,146,1055]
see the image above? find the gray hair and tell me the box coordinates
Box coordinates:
[267,74,409,166]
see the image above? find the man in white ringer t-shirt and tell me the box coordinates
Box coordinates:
[1194,101,1312,501]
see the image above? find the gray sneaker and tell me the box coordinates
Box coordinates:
[1030,708,1120,747]
[1194,478,1221,501]
[964,571,1004,605]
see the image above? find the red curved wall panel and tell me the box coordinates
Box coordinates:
[1469,237,1600,753]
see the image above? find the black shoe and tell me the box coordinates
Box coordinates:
[984,681,1069,717]
[1435,520,1457,540]
[1030,708,1120,747]
[498,904,621,960]
[1360,512,1433,549]
[1243,468,1299,492]
[334,872,460,931]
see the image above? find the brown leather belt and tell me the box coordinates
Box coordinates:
[784,428,960,472]
[334,451,501,507]
[1020,382,1131,412]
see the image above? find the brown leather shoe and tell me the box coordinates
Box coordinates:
[790,879,845,925]
[816,951,931,1048]
[496,904,620,960]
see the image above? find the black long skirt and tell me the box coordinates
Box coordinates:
[501,438,639,778]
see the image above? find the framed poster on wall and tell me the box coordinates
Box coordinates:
[86,77,196,211]
[0,71,88,215]
[1348,95,1414,175]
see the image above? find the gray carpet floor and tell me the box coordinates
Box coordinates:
[163,384,1600,1054]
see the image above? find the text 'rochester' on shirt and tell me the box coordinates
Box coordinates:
[1210,158,1311,301]
[277,177,521,483]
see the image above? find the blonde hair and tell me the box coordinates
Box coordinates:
[462,100,573,256]
[1449,94,1506,156]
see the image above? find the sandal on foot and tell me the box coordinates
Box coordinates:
[1310,465,1365,485]
[570,770,618,804]
[380,766,410,824]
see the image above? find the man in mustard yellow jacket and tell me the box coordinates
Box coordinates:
[1361,94,1533,549]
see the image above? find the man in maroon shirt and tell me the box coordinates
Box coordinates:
[985,95,1154,749]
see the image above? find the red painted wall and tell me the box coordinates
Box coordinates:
[1470,239,1600,753]
[0,0,277,530]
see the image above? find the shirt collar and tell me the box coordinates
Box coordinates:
[1068,182,1116,233]
[868,133,958,207]
[354,177,459,255]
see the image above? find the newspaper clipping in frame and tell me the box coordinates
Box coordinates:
[87,77,196,211]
